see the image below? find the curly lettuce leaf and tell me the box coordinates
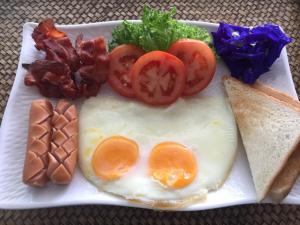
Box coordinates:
[109,6,213,52]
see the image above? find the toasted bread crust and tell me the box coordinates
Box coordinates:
[252,81,300,111]
[223,76,300,111]
[269,143,300,202]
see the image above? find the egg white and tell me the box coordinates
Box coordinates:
[79,94,237,208]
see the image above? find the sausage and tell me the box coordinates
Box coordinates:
[47,99,78,184]
[23,99,53,187]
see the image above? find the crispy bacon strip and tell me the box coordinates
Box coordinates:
[75,34,108,65]
[76,34,109,97]
[26,20,110,98]
[32,19,80,72]
[44,38,80,72]
[24,60,78,98]
[32,19,66,51]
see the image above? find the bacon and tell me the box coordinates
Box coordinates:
[32,19,66,51]
[24,60,78,98]
[79,81,102,97]
[43,38,80,72]
[75,34,108,65]
[76,34,109,97]
[25,19,110,98]
[32,19,80,72]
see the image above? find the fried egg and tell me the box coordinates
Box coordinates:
[79,95,237,208]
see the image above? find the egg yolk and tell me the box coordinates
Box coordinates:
[148,142,197,189]
[92,136,139,180]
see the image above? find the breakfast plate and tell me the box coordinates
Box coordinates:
[0,20,299,210]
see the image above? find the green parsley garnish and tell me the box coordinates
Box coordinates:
[109,6,213,52]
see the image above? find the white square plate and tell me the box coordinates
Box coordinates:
[0,20,299,210]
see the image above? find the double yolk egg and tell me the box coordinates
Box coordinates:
[79,94,238,207]
[92,136,197,189]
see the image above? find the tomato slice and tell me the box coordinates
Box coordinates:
[108,44,145,97]
[131,51,186,105]
[168,39,216,96]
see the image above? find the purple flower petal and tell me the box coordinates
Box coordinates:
[212,23,292,84]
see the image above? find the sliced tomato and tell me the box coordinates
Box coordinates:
[168,39,216,96]
[108,44,145,97]
[131,51,186,105]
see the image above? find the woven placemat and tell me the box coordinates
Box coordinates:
[0,0,300,224]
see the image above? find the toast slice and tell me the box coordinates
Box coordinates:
[269,145,300,202]
[223,76,300,201]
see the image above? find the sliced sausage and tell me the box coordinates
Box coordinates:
[23,99,53,187]
[47,99,78,184]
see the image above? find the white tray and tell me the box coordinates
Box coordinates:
[0,20,299,210]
